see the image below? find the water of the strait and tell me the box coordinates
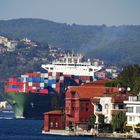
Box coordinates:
[0,119,134,140]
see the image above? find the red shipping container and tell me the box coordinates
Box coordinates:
[39,89,48,94]
[29,89,37,93]
[33,72,41,77]
[48,72,52,76]
[5,88,22,93]
[26,87,33,93]
[56,74,60,80]
[26,73,32,77]
[11,82,24,87]
[64,74,71,78]
[32,83,40,87]
[8,78,17,84]
[56,72,61,77]
[26,72,41,77]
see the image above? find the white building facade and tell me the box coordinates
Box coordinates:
[93,94,127,124]
[124,96,140,126]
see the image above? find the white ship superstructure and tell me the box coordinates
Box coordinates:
[41,53,103,78]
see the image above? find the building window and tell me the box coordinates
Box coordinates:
[50,122,53,127]
[136,107,140,113]
[71,92,75,98]
[56,122,58,127]
[80,103,85,111]
[86,103,89,111]
[127,107,133,113]
[86,108,89,111]
[96,104,102,111]
[105,104,109,109]
[129,116,132,122]
[114,104,119,109]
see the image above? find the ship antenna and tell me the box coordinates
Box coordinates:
[72,50,74,63]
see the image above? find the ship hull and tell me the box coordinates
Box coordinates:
[3,92,63,119]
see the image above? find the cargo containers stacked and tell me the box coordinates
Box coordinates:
[5,72,63,94]
[5,72,93,95]
[3,72,93,119]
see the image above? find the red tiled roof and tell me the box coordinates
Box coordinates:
[44,110,62,115]
[68,85,118,99]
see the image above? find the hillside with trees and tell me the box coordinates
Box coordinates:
[0,18,140,66]
[0,41,52,82]
[106,64,140,95]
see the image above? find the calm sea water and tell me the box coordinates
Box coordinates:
[0,119,134,140]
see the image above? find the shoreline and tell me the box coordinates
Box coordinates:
[42,130,136,139]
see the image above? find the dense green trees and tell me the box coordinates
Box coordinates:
[0,19,140,65]
[0,42,50,82]
[105,80,120,87]
[105,65,140,95]
[111,111,126,132]
[118,64,140,95]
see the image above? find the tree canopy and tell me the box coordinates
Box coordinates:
[118,64,140,95]
[1,18,140,65]
[111,111,126,132]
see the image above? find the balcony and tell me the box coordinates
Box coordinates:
[128,96,140,101]
[111,96,129,103]
[111,109,127,115]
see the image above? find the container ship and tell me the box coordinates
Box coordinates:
[3,53,103,119]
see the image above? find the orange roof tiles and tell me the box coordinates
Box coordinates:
[68,85,118,99]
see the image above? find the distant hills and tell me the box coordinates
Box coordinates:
[0,18,140,66]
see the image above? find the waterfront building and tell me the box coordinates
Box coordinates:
[65,80,117,131]
[43,110,65,132]
[92,91,130,124]
[124,95,140,127]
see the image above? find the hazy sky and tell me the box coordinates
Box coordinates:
[0,0,140,25]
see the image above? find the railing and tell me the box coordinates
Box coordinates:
[128,96,140,101]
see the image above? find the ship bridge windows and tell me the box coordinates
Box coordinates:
[68,64,74,66]
[50,67,53,70]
